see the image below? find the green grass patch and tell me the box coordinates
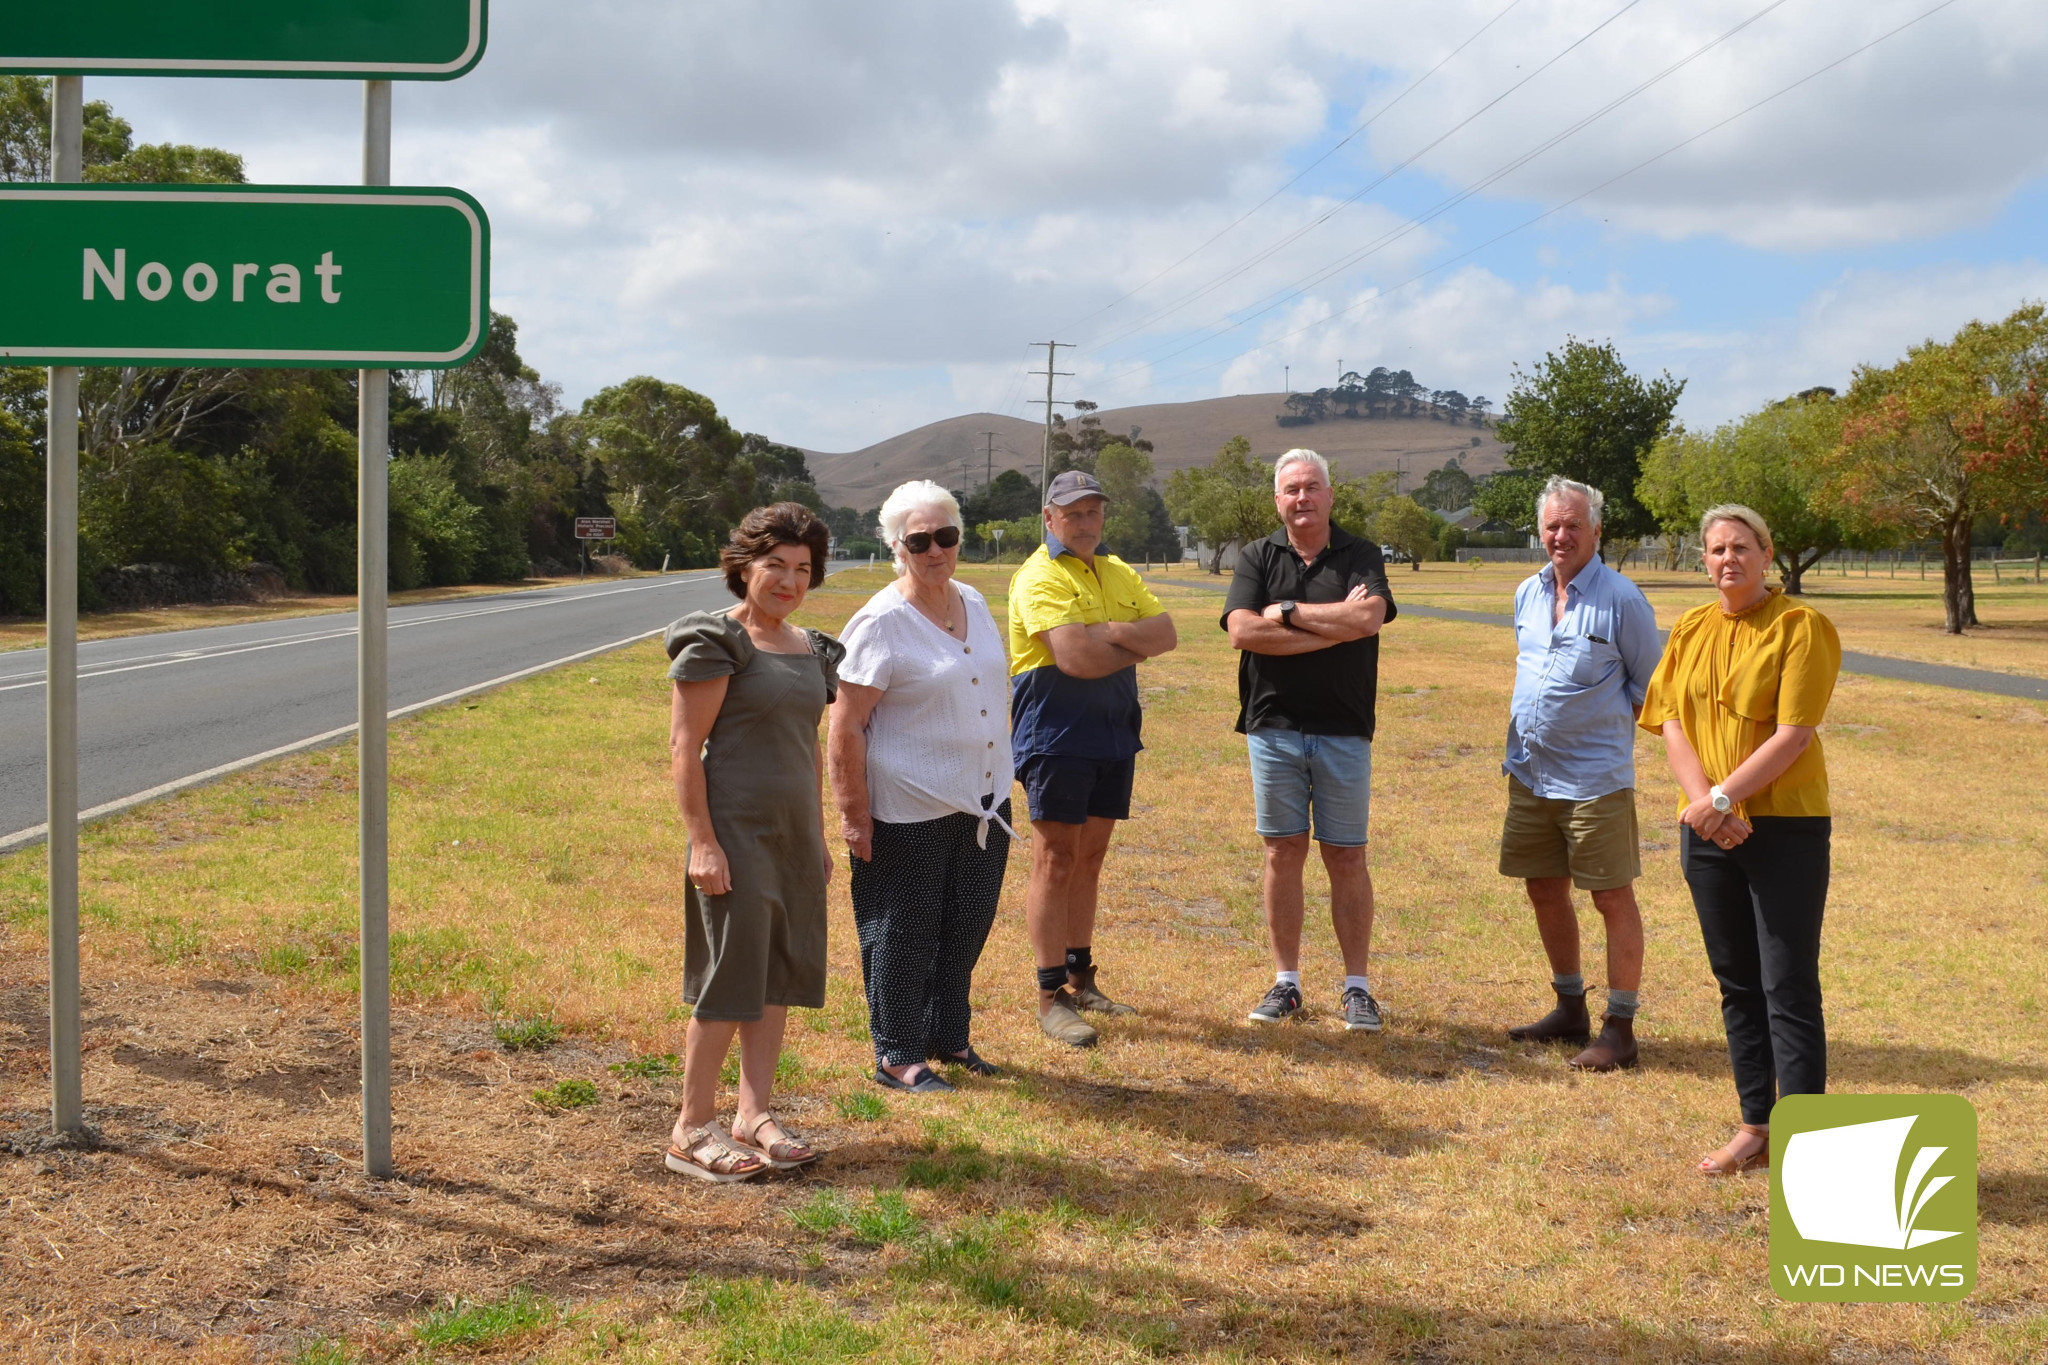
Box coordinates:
[531,1078,599,1110]
[142,913,203,964]
[414,1286,559,1349]
[609,1052,681,1080]
[902,1138,995,1190]
[687,1278,880,1365]
[260,942,314,977]
[286,1337,356,1365]
[847,1190,920,1246]
[789,1189,852,1235]
[835,1090,887,1122]
[494,1013,562,1051]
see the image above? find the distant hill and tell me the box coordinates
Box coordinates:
[805,392,1508,509]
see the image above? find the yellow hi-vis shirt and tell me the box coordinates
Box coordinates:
[1006,544,1164,759]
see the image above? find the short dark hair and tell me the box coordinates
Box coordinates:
[721,502,830,598]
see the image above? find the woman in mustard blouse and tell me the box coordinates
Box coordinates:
[1639,504,1841,1177]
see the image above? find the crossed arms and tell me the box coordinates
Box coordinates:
[1041,613,1179,679]
[1225,584,1387,656]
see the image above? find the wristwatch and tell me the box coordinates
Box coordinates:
[1709,784,1733,814]
[1279,600,1298,628]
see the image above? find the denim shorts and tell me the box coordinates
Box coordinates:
[1246,730,1371,846]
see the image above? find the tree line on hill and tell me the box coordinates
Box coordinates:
[1280,367,1492,428]
[0,78,835,618]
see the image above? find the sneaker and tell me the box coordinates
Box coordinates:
[1340,986,1383,1033]
[1246,981,1303,1024]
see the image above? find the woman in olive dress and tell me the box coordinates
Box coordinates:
[662,502,841,1182]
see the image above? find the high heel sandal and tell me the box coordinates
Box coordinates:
[1698,1124,1769,1176]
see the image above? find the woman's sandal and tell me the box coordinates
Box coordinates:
[731,1112,822,1170]
[665,1121,767,1184]
[1699,1125,1770,1176]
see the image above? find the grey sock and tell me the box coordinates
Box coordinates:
[1606,988,1640,1020]
[1552,972,1586,998]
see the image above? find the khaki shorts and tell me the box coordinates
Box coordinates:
[1498,776,1641,891]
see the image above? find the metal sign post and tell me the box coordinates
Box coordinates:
[46,75,83,1139]
[358,79,393,1180]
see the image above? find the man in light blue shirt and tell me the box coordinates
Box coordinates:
[1499,476,1661,1072]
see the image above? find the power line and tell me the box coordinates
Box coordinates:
[1050,0,1527,339]
[1093,0,1798,383]
[1074,0,1651,356]
[1109,0,1965,398]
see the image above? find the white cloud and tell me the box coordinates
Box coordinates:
[75,0,2048,450]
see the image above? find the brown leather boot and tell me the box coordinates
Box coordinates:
[1506,989,1590,1045]
[1569,1015,1639,1072]
[1066,965,1137,1016]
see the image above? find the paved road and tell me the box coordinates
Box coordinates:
[0,573,741,846]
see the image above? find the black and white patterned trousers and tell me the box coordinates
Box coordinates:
[849,800,1012,1067]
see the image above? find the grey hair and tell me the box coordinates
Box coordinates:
[1273,448,1330,490]
[878,479,963,573]
[1536,475,1604,529]
[1699,503,1774,556]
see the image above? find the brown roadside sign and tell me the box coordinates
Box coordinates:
[574,516,616,540]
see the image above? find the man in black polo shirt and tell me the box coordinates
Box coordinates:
[1221,449,1397,1032]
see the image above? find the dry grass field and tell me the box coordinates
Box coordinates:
[0,563,2042,1363]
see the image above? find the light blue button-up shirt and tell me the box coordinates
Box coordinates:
[1504,556,1661,801]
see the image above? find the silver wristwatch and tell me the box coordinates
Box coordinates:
[1709,784,1733,814]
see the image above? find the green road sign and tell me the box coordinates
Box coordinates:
[0,185,489,369]
[0,1,486,79]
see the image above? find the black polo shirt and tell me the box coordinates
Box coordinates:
[1219,525,1398,738]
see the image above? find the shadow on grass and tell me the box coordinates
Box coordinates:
[994,1059,1452,1158]
[1981,1169,2048,1228]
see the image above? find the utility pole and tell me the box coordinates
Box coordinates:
[981,430,997,488]
[1029,341,1074,532]
[1394,457,1405,496]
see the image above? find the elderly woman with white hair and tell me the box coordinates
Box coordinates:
[1639,503,1841,1176]
[828,480,1016,1093]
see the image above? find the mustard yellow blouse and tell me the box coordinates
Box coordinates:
[1638,588,1841,819]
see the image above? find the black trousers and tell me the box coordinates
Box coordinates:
[1682,817,1831,1124]
[850,801,1011,1067]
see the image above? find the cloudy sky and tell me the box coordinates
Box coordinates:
[95,0,2048,452]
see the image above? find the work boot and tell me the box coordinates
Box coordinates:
[1038,990,1099,1048]
[1569,1015,1639,1072]
[1506,989,1591,1045]
[1066,965,1138,1016]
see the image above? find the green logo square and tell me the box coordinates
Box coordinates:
[1769,1094,1977,1302]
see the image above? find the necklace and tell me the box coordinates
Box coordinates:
[905,581,958,634]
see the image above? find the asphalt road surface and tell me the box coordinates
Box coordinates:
[0,572,744,846]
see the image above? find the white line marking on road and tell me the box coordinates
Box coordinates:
[0,574,719,690]
[0,624,673,853]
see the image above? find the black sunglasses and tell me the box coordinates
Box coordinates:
[900,526,961,554]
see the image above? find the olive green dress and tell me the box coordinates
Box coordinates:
[665,610,843,1021]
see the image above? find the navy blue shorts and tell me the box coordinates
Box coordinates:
[1017,753,1135,825]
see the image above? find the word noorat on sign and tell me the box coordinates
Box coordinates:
[0,0,487,79]
[85,249,347,305]
[0,184,490,369]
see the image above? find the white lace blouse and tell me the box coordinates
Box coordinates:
[837,580,1015,834]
